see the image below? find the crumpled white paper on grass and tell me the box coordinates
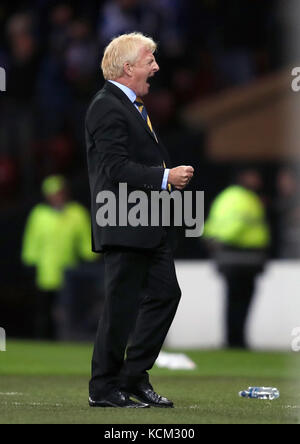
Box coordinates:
[155,351,196,370]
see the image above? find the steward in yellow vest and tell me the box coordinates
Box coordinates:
[204,169,270,348]
[22,175,97,338]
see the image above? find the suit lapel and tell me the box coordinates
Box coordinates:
[104,81,158,144]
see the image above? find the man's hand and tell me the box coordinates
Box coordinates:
[168,166,194,190]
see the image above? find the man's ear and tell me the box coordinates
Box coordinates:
[124,62,133,77]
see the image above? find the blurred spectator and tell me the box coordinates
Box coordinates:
[149,0,188,58]
[98,0,187,58]
[21,175,97,339]
[204,169,271,348]
[35,55,72,140]
[63,19,99,149]
[6,11,34,38]
[5,13,39,102]
[36,13,99,170]
[64,19,99,97]
[274,167,300,258]
[35,3,73,152]
[0,13,40,193]
[48,2,73,56]
[98,0,160,47]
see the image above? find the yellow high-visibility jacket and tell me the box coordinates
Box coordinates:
[204,186,270,249]
[22,202,98,291]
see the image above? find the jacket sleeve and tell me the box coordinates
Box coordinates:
[75,205,99,261]
[21,207,40,266]
[86,100,165,190]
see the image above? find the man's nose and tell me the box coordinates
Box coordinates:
[153,61,159,72]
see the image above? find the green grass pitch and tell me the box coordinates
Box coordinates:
[0,341,299,424]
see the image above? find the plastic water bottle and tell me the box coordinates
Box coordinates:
[239,387,280,400]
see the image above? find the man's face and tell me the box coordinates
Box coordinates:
[46,189,68,209]
[130,46,159,97]
[239,171,262,193]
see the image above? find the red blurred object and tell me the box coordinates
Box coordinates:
[0,156,18,196]
[47,134,74,169]
[34,133,75,176]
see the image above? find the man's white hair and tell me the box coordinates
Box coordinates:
[101,32,157,80]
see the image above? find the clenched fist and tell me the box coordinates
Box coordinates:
[168,166,194,190]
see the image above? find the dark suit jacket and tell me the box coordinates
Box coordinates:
[85,81,173,252]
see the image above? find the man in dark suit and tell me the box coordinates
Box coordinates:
[86,32,194,408]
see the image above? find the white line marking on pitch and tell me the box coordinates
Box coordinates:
[0,401,63,407]
[0,392,23,396]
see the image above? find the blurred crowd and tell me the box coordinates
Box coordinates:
[1,1,299,342]
[0,1,298,256]
[0,0,281,201]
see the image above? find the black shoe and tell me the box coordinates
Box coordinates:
[89,389,150,408]
[128,383,174,408]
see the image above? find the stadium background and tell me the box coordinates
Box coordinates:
[1,0,296,338]
[1,0,300,425]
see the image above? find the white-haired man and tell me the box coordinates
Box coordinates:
[86,32,194,408]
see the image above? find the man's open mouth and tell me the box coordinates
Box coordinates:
[146,75,154,86]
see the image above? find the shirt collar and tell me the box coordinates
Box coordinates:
[108,80,136,103]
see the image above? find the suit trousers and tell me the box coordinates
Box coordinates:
[89,234,181,398]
